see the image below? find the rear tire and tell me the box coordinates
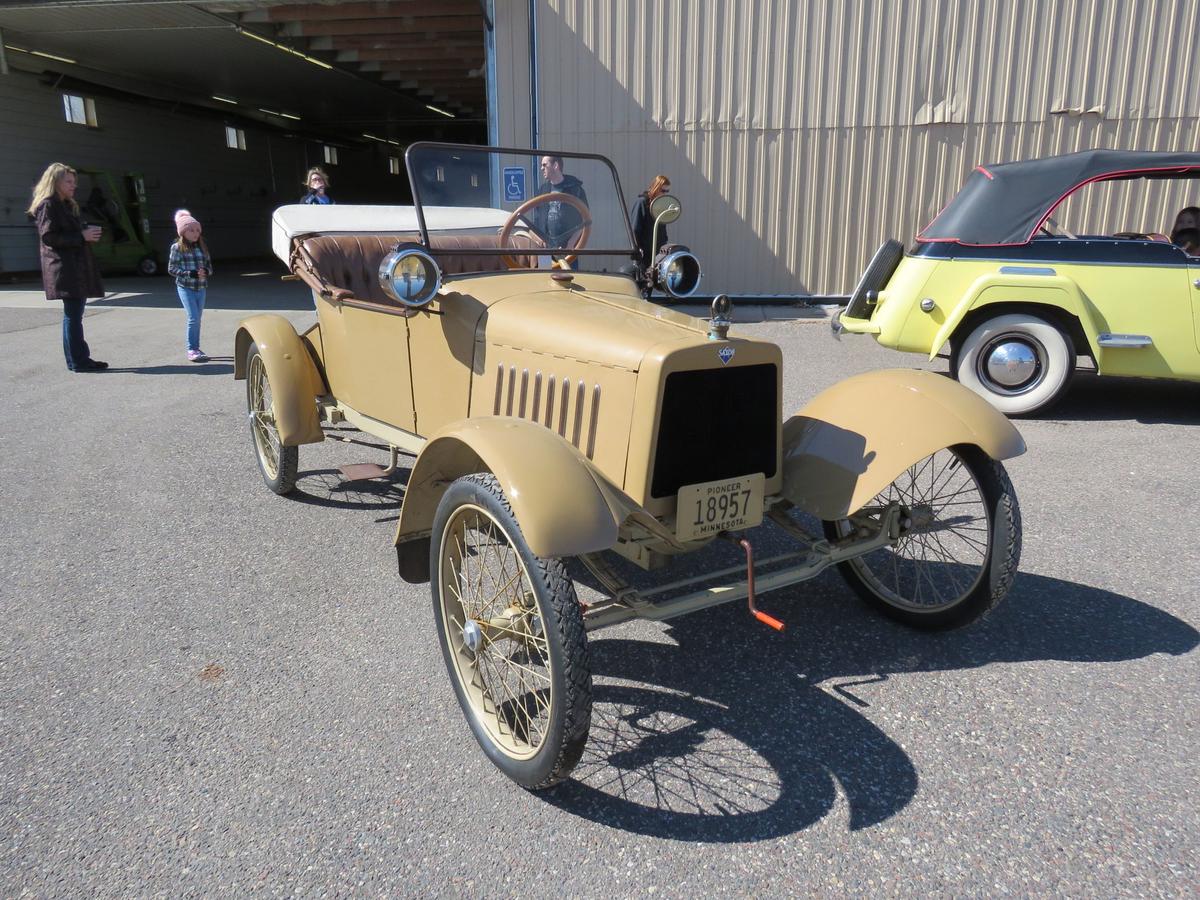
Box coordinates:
[823,445,1021,630]
[245,344,298,495]
[136,255,158,276]
[951,313,1074,416]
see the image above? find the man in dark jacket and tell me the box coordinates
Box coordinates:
[533,155,589,251]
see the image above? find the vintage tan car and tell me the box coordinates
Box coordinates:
[235,143,1026,790]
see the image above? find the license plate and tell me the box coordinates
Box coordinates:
[676,473,765,542]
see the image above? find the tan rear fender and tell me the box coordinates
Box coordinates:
[395,417,633,582]
[781,369,1025,520]
[233,315,325,446]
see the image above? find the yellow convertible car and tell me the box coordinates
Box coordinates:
[834,150,1200,415]
[235,143,1025,789]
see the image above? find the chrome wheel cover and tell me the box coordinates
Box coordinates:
[977,334,1046,395]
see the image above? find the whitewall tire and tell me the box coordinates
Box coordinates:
[952,313,1074,416]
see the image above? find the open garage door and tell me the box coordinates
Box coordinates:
[0,0,492,271]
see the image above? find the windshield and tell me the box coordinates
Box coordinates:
[406,143,636,269]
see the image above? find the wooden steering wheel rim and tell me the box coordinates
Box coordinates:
[499,191,592,269]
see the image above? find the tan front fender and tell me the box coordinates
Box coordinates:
[233,314,325,446]
[781,369,1025,520]
[394,417,628,582]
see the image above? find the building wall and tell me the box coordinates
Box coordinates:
[498,0,1200,295]
[0,66,413,275]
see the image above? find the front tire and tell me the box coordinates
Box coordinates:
[952,313,1074,416]
[431,473,592,789]
[823,445,1021,630]
[245,344,298,495]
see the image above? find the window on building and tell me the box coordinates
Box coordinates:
[225,126,246,150]
[470,173,479,188]
[388,156,401,175]
[323,145,338,165]
[62,94,97,127]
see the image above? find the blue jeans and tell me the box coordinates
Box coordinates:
[176,285,206,351]
[61,297,90,370]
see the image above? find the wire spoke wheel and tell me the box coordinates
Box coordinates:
[431,473,591,789]
[245,345,298,494]
[824,445,1021,629]
[441,503,554,758]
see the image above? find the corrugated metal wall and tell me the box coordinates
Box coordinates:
[496,0,1200,295]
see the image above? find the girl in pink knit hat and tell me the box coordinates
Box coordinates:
[166,209,213,362]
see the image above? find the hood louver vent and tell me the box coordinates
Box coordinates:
[494,364,601,459]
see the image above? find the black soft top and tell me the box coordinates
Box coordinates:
[918,149,1200,246]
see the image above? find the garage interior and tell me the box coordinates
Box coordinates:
[0,0,492,272]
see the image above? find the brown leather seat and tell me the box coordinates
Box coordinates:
[296,231,537,306]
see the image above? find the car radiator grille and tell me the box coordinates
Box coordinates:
[493,364,601,459]
[650,364,778,498]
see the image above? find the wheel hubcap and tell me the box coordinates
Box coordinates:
[462,619,483,655]
[980,336,1044,394]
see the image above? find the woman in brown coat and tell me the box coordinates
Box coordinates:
[28,162,107,371]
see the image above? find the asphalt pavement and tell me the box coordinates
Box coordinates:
[1,266,1196,897]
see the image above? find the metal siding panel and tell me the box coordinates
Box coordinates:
[494,0,531,147]
[528,0,1199,294]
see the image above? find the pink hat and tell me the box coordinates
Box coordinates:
[174,209,201,236]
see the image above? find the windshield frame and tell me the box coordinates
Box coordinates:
[404,141,638,259]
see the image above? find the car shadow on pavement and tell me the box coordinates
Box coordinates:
[287,467,408,511]
[544,572,1198,841]
[1036,372,1200,425]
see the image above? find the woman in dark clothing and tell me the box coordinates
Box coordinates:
[630,174,671,267]
[28,162,107,371]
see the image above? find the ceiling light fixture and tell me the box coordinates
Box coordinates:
[363,133,402,147]
[4,44,77,65]
[211,94,238,105]
[238,28,332,70]
[425,104,455,119]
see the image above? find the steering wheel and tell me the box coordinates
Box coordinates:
[499,192,592,269]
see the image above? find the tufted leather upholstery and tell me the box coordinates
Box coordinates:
[296,231,538,307]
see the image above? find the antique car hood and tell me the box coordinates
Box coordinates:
[449,272,711,371]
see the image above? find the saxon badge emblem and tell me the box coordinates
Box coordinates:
[718,346,735,365]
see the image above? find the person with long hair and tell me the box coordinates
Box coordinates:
[300,166,334,204]
[630,174,672,267]
[167,210,213,362]
[28,162,107,371]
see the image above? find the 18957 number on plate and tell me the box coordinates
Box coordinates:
[676,473,765,542]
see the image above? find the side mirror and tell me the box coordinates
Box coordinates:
[649,194,682,225]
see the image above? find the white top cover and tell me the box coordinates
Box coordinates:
[270,204,510,263]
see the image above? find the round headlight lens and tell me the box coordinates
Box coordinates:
[378,244,441,307]
[655,250,702,299]
[395,255,427,300]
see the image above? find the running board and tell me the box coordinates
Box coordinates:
[338,463,390,481]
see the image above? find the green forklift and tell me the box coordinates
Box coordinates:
[74,168,159,276]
